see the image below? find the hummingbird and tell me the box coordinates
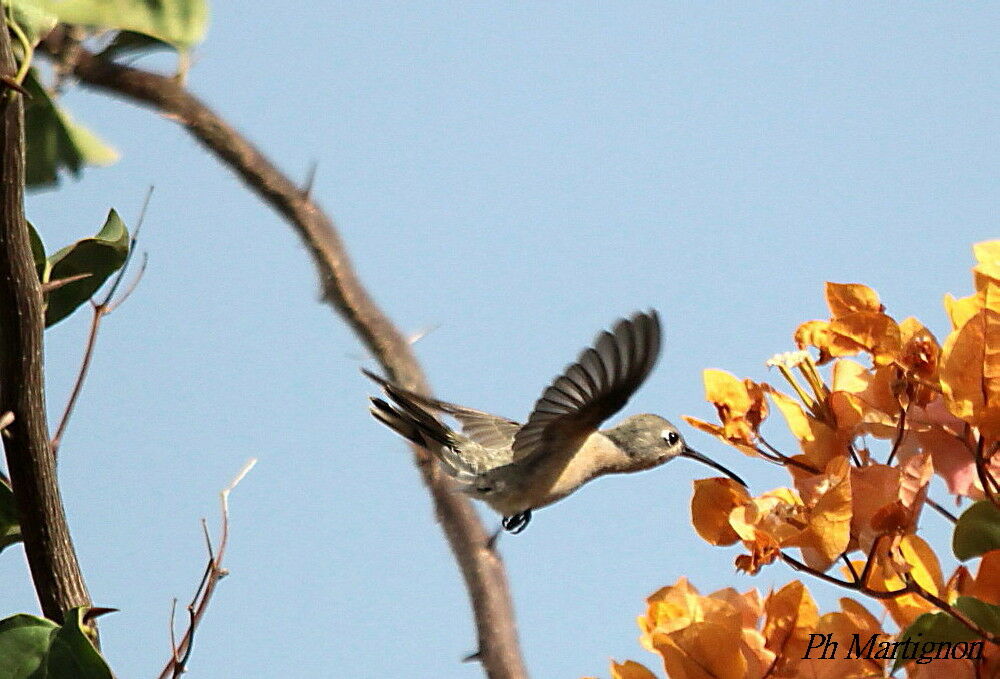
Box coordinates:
[364,310,745,534]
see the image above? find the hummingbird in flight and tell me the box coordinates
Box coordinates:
[364,310,745,535]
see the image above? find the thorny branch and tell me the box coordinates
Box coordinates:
[0,19,92,624]
[38,27,527,678]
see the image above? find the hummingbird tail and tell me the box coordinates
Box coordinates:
[368,395,452,450]
[364,369,479,481]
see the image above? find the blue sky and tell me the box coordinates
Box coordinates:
[4,3,998,677]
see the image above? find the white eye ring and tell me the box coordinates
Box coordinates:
[661,429,680,446]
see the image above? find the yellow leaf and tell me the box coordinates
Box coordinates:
[850,464,901,552]
[762,581,819,675]
[973,240,1000,293]
[767,389,844,467]
[690,370,769,449]
[898,534,945,596]
[610,660,659,679]
[825,282,882,316]
[829,311,902,365]
[803,462,853,565]
[970,549,1000,605]
[844,558,932,628]
[939,309,1000,436]
[766,390,814,441]
[794,320,835,364]
[973,240,1000,266]
[943,292,980,330]
[653,623,747,679]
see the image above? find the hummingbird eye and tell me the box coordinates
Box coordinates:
[663,431,680,446]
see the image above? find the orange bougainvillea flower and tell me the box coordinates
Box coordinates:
[760,580,818,676]
[691,477,750,546]
[795,283,902,366]
[939,241,1000,440]
[591,580,898,679]
[637,578,772,679]
[691,459,852,574]
[800,598,894,679]
[842,534,946,629]
[828,359,901,440]
[683,369,768,455]
[847,453,931,553]
[609,660,658,679]
[897,317,941,406]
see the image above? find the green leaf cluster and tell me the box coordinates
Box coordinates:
[32,209,131,326]
[23,71,118,188]
[7,0,210,186]
[893,596,1000,672]
[0,608,113,678]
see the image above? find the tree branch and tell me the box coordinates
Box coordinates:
[39,28,527,677]
[0,25,92,622]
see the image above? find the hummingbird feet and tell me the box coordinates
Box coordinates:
[501,510,532,534]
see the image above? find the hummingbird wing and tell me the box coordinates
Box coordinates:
[510,310,661,463]
[362,369,520,449]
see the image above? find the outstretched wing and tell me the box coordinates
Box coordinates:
[510,310,661,463]
[361,369,520,449]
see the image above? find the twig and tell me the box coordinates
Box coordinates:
[847,443,862,467]
[886,402,909,466]
[49,195,149,457]
[0,21,92,623]
[755,436,821,475]
[158,458,256,679]
[907,577,1000,646]
[50,305,100,456]
[780,541,1000,647]
[840,553,860,583]
[924,496,958,524]
[99,186,151,307]
[973,436,999,506]
[38,28,528,678]
[168,598,179,664]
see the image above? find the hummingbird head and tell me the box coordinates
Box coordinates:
[607,414,747,487]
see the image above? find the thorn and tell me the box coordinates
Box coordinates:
[41,272,92,294]
[302,161,318,197]
[0,411,14,430]
[486,526,503,550]
[462,650,482,663]
[83,607,119,623]
[407,324,440,346]
[0,75,29,96]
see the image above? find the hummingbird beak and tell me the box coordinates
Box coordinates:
[679,446,747,488]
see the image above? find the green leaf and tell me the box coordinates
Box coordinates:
[27,221,46,282]
[33,0,209,48]
[23,69,119,188]
[953,500,1000,561]
[45,608,114,678]
[891,596,1000,672]
[956,596,1000,636]
[0,476,22,555]
[0,609,113,679]
[5,0,59,47]
[45,209,130,327]
[0,614,58,678]
[97,29,172,59]
[892,608,977,672]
